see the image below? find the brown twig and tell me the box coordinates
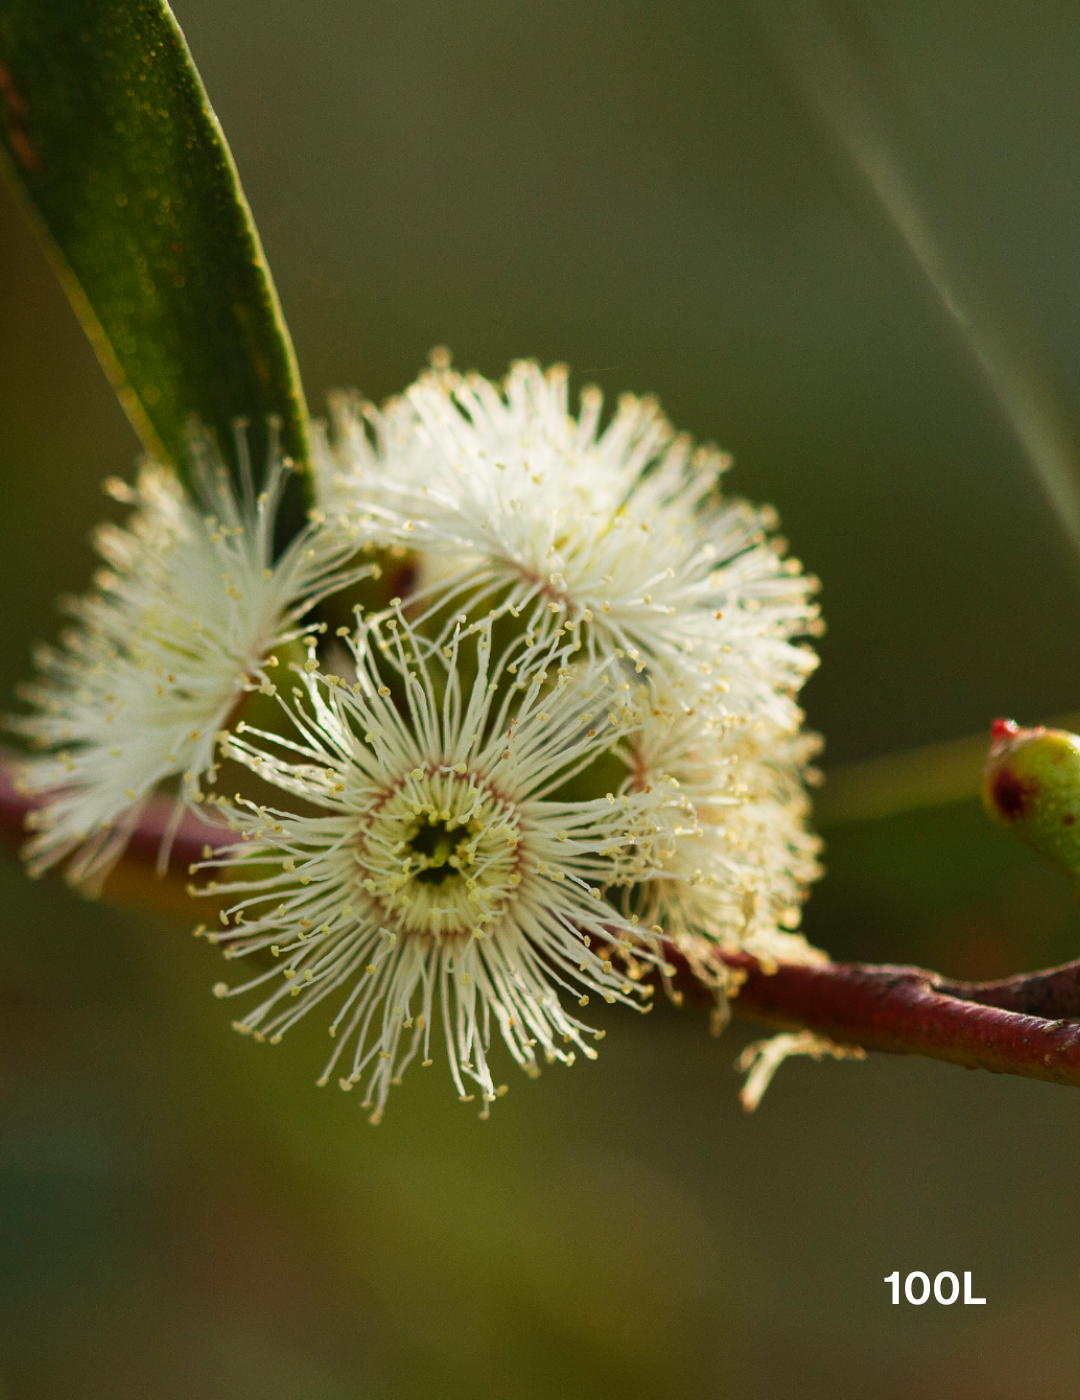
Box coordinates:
[713,950,1080,1089]
[3,754,1080,1088]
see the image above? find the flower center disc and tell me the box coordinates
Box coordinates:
[355,773,523,940]
[409,816,471,885]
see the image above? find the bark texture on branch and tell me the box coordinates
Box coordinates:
[714,950,1080,1089]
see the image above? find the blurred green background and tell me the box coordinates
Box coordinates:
[1,1,1079,1395]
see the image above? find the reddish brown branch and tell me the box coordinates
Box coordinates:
[712,951,1080,1088]
[935,963,1080,1018]
[2,753,1080,1087]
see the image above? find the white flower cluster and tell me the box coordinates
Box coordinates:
[14,358,826,1120]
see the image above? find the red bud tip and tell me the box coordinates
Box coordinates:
[991,718,1019,741]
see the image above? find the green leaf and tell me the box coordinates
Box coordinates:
[0,0,311,491]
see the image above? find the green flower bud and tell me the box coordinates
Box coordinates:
[983,718,1080,887]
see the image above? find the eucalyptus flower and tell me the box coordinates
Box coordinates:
[619,693,827,1013]
[318,357,822,729]
[198,612,672,1121]
[11,432,371,892]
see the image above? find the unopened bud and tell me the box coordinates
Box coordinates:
[982,718,1080,886]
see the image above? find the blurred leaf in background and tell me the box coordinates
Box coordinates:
[1,1,1080,1396]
